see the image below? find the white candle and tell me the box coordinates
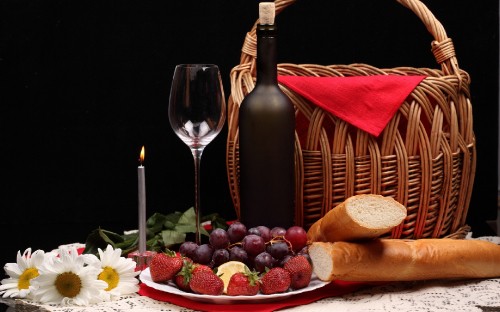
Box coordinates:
[138,146,147,253]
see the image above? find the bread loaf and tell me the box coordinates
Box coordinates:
[309,239,500,282]
[307,194,407,243]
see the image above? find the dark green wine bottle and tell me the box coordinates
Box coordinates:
[239,3,295,229]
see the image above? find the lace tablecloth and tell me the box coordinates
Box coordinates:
[3,236,500,312]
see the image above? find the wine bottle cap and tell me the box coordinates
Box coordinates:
[259,2,275,25]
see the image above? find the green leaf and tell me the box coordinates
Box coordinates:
[147,235,165,252]
[161,229,186,248]
[147,213,169,233]
[163,211,183,230]
[174,222,197,234]
[174,207,210,236]
[174,207,197,233]
[82,228,125,256]
[114,236,137,250]
[203,213,228,230]
[83,206,222,256]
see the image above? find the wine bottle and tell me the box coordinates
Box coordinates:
[238,2,295,229]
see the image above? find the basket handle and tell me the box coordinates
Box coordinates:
[242,0,461,79]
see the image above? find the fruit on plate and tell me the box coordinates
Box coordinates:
[253,251,274,273]
[174,262,213,292]
[227,221,247,243]
[178,241,198,260]
[209,228,231,249]
[226,268,260,296]
[149,250,183,283]
[192,243,214,265]
[192,264,213,275]
[242,234,266,257]
[283,255,313,289]
[216,261,248,294]
[177,223,309,274]
[285,226,308,252]
[189,271,224,296]
[174,260,195,292]
[152,223,312,296]
[259,267,291,295]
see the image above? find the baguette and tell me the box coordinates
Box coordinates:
[307,194,407,243]
[309,239,500,282]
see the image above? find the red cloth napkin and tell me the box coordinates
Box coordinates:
[138,280,382,312]
[278,75,425,137]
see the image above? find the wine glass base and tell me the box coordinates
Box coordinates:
[128,250,157,271]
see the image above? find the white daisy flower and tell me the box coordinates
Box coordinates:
[31,246,108,306]
[96,245,139,299]
[0,248,47,298]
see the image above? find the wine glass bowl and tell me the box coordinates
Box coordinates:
[168,64,226,243]
[169,64,226,148]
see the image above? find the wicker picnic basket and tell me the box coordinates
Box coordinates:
[226,0,475,239]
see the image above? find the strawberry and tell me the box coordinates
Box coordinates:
[227,268,260,296]
[259,267,291,294]
[189,271,224,295]
[192,264,213,275]
[174,260,195,292]
[283,255,313,289]
[174,274,191,292]
[149,250,184,283]
[174,262,213,292]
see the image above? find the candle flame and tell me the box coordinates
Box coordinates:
[139,146,145,164]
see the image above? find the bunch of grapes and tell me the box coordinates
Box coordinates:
[178,223,309,273]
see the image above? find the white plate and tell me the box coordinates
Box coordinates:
[140,267,329,304]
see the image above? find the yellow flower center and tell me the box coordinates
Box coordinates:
[55,272,82,298]
[18,268,39,290]
[98,266,119,291]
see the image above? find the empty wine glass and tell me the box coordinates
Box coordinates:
[168,64,226,244]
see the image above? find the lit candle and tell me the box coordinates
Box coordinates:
[128,145,155,271]
[138,146,146,253]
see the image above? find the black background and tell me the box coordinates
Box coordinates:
[0,0,498,271]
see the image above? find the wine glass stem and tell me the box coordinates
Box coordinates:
[191,147,204,244]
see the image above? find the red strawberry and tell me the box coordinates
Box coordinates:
[174,262,213,292]
[189,271,224,295]
[174,260,195,291]
[284,255,313,289]
[149,250,184,283]
[174,274,190,292]
[192,264,213,275]
[259,267,291,294]
[227,268,260,296]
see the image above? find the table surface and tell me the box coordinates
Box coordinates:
[2,236,499,312]
[2,278,500,312]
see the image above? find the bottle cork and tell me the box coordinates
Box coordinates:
[259,2,275,25]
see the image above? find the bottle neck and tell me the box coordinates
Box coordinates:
[256,24,278,85]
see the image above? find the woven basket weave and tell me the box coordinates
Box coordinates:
[226,0,475,239]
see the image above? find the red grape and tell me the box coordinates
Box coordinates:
[241,234,265,256]
[284,226,308,252]
[229,246,248,264]
[179,241,198,260]
[270,227,287,238]
[209,228,230,249]
[266,241,290,260]
[211,249,230,267]
[254,252,274,273]
[256,226,271,242]
[227,222,247,243]
[247,227,260,235]
[193,244,214,264]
